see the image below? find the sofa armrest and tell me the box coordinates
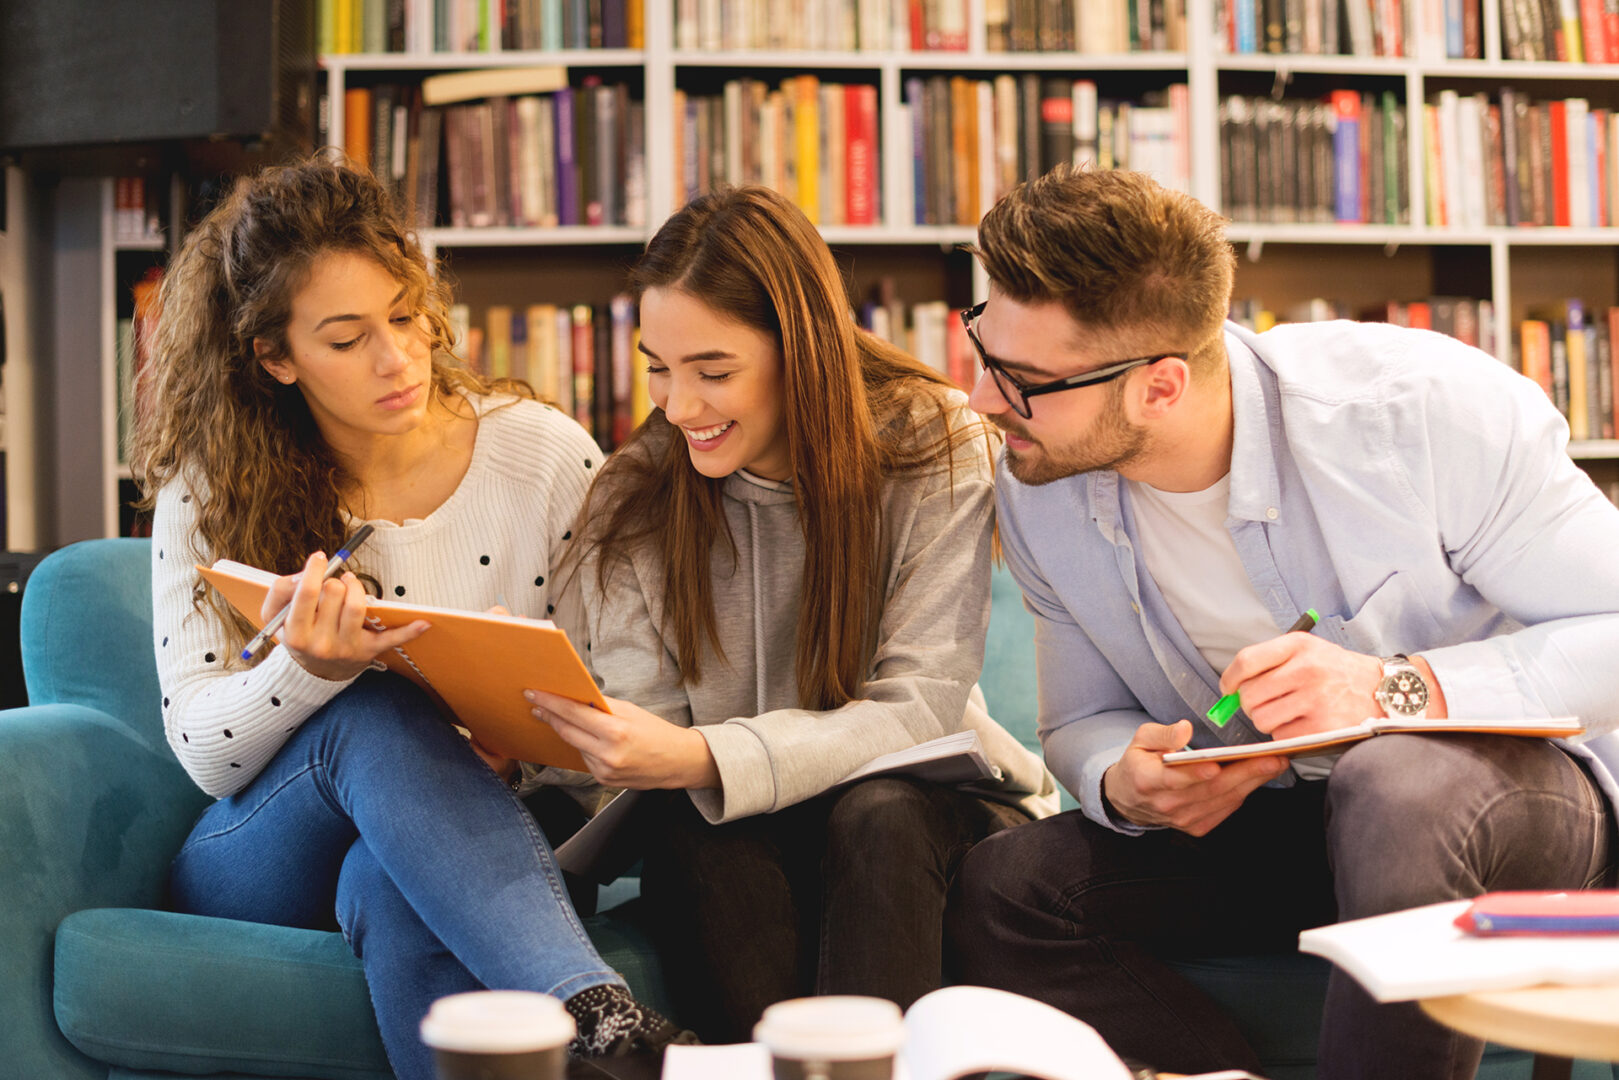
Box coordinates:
[0,703,209,1079]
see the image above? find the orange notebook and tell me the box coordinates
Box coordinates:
[198,560,602,771]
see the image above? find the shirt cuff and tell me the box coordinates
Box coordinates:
[1420,638,1542,720]
[1078,742,1153,837]
[690,721,776,824]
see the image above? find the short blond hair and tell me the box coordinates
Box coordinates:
[974,167,1236,371]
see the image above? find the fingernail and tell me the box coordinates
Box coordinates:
[523,690,537,703]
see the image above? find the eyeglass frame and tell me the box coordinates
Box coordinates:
[959,300,1181,420]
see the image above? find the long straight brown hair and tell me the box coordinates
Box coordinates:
[575,186,987,710]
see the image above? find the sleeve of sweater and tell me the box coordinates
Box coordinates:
[690,443,997,824]
[151,484,360,798]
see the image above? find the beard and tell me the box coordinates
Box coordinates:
[992,390,1150,486]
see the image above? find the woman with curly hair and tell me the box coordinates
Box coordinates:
[528,186,1058,1041]
[134,156,687,1079]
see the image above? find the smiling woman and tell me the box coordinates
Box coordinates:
[543,186,1059,1042]
[128,156,691,1079]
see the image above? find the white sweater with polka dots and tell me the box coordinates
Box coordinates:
[151,396,603,798]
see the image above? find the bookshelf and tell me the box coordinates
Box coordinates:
[310,0,1619,510]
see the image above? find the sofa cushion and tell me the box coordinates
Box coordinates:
[55,902,674,1078]
[21,538,165,752]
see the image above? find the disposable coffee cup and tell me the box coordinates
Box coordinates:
[753,996,904,1080]
[419,990,575,1080]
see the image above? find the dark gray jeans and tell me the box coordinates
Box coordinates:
[945,733,1615,1080]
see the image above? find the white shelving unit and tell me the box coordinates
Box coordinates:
[305,0,1619,497]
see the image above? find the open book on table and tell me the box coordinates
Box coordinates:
[198,559,602,772]
[661,985,1260,1080]
[1299,899,1619,1003]
[557,730,1003,883]
[1162,716,1584,765]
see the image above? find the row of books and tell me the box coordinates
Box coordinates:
[1518,302,1619,441]
[339,80,647,230]
[113,178,164,246]
[1501,0,1619,61]
[1426,90,1619,230]
[1217,0,1473,58]
[673,78,881,227]
[114,268,165,466]
[903,77,1190,226]
[452,298,651,449]
[1220,91,1410,225]
[672,0,1186,53]
[1227,294,1496,357]
[320,0,643,54]
[858,291,978,390]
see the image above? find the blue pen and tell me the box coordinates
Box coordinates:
[240,523,376,660]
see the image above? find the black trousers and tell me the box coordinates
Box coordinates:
[945,734,1616,1080]
[640,776,1030,1043]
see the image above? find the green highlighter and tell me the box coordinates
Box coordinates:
[1205,608,1320,727]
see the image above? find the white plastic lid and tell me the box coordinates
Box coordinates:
[753,996,905,1060]
[419,991,575,1054]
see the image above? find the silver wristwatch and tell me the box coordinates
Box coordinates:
[1374,654,1429,720]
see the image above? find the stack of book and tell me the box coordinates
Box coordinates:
[1220,91,1410,225]
[856,280,975,391]
[1501,0,1619,61]
[1517,302,1619,442]
[113,178,164,245]
[986,0,1186,52]
[904,77,1190,227]
[451,296,650,451]
[320,0,643,54]
[1216,0,1468,57]
[338,72,645,230]
[1425,89,1619,230]
[674,77,880,228]
[1228,295,1496,360]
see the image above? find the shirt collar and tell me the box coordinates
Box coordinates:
[1222,323,1285,524]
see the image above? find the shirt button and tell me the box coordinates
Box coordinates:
[1265,507,1279,520]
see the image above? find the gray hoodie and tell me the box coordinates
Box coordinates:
[578,400,1058,824]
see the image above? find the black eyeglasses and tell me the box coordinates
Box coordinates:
[959,301,1179,420]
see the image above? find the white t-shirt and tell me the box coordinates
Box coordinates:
[1126,473,1331,779]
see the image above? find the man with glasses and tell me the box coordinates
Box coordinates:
[945,166,1619,1080]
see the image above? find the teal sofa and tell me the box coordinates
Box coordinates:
[4,538,1609,1079]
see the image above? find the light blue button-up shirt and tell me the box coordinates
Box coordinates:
[998,319,1619,834]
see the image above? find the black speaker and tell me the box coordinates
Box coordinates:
[0,552,44,709]
[0,0,315,153]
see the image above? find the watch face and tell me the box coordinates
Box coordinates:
[1380,669,1429,715]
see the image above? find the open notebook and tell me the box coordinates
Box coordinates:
[1163,715,1584,765]
[198,559,603,771]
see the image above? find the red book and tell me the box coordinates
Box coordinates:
[1609,307,1619,424]
[909,0,925,49]
[1598,109,1611,226]
[845,84,879,227]
[945,309,973,390]
[1580,0,1608,63]
[1456,890,1619,935]
[1407,301,1432,331]
[571,305,594,437]
[1549,100,1571,227]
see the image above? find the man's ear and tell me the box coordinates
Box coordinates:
[1135,356,1191,419]
[254,337,295,385]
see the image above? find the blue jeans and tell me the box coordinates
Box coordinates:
[169,672,622,1080]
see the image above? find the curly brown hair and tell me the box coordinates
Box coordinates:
[132,154,527,653]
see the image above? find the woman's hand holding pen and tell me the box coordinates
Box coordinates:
[1103,720,1286,836]
[524,688,721,790]
[260,550,430,682]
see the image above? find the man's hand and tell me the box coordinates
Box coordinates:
[1103,720,1286,836]
[260,551,429,682]
[1219,632,1386,741]
[525,688,720,790]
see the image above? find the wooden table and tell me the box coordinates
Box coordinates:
[1421,983,1619,1080]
